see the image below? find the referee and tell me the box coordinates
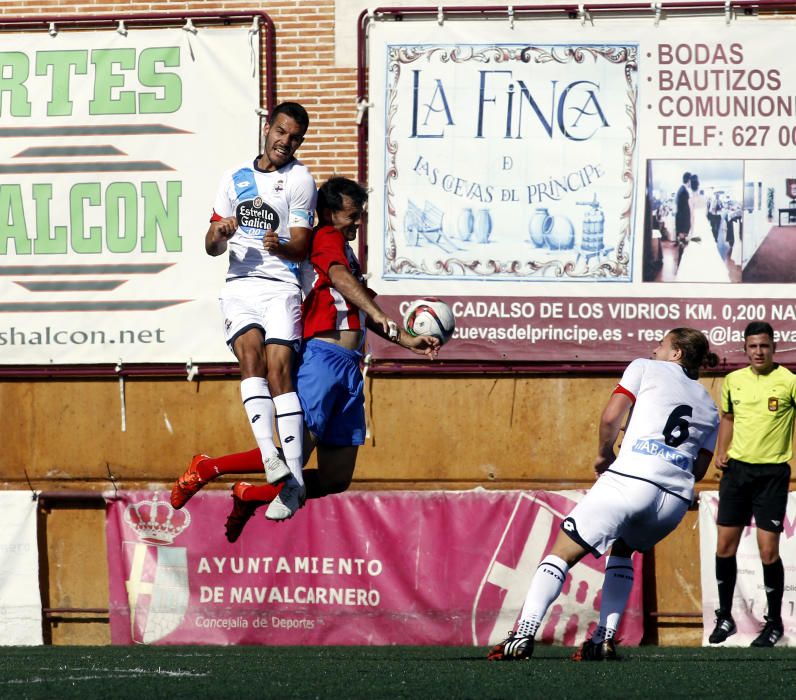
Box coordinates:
[710,321,796,647]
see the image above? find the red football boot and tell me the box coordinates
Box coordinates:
[170,454,210,509]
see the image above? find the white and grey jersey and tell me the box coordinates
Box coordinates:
[609,358,720,501]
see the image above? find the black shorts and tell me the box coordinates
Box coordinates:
[716,459,791,532]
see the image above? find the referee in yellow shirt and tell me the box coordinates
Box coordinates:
[709,321,796,647]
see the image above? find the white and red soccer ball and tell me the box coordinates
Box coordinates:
[403,298,456,345]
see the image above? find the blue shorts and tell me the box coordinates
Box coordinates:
[295,339,365,446]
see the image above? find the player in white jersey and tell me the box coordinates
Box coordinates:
[488,328,720,662]
[171,102,317,522]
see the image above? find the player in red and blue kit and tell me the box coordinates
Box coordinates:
[169,177,439,538]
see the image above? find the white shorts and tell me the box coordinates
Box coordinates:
[562,470,690,557]
[219,277,302,351]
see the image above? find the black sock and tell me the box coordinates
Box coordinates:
[762,558,785,621]
[301,469,324,499]
[716,555,737,614]
[301,468,352,500]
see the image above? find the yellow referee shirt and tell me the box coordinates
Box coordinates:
[721,364,796,464]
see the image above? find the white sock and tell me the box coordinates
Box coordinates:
[516,554,569,638]
[240,377,278,463]
[273,392,305,488]
[591,555,634,643]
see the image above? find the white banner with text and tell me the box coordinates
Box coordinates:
[0,27,261,364]
[366,13,796,364]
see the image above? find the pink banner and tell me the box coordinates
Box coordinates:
[106,489,644,646]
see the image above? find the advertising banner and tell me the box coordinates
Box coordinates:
[0,26,260,364]
[106,489,644,646]
[699,491,796,646]
[0,491,42,645]
[366,13,796,365]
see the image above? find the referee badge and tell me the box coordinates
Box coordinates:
[768,396,779,412]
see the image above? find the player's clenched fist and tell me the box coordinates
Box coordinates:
[212,216,237,239]
[263,230,281,254]
[205,216,238,256]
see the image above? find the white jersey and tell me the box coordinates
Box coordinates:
[609,358,719,501]
[211,157,317,286]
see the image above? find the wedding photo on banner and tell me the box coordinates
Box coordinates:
[365,12,796,364]
[0,25,261,365]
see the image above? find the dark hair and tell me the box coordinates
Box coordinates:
[689,174,700,192]
[744,321,774,340]
[682,171,691,183]
[668,327,719,377]
[317,177,368,213]
[269,102,309,134]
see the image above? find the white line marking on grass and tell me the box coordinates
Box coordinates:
[0,667,209,684]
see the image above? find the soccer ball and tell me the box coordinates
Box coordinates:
[403,298,456,345]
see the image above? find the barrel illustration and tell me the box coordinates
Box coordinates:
[528,208,549,247]
[543,215,575,250]
[458,208,475,241]
[475,208,492,243]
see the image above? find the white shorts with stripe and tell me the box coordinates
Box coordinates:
[561,469,690,557]
[219,277,302,351]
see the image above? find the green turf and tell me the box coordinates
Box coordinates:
[1,645,795,699]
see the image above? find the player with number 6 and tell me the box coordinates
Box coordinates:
[489,328,720,662]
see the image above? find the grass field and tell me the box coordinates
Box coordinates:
[1,645,795,699]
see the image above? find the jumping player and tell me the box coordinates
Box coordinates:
[488,329,720,661]
[172,102,316,522]
[170,177,439,536]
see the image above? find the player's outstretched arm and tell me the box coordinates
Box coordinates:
[327,264,439,358]
[593,391,633,476]
[394,331,440,359]
[363,308,439,358]
[205,216,237,256]
[328,264,392,332]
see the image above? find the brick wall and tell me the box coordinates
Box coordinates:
[0,0,359,182]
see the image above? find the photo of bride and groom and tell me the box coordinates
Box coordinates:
[644,160,743,283]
